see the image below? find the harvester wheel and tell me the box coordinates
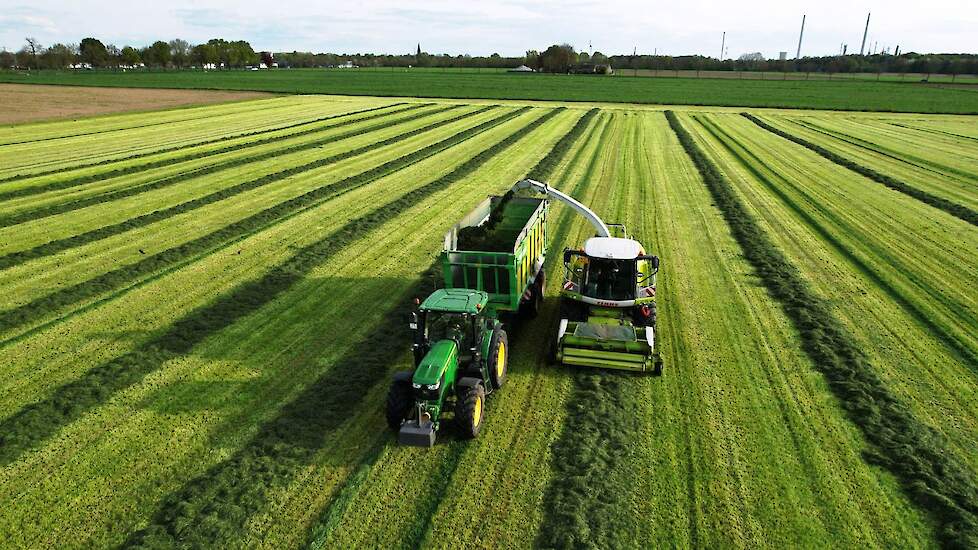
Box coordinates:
[486,329,509,389]
[385,376,413,430]
[455,383,486,438]
[558,298,586,322]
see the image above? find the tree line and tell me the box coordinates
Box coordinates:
[2,37,975,76]
[0,37,260,70]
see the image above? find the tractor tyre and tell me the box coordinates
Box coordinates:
[486,329,509,390]
[385,378,413,430]
[455,383,486,439]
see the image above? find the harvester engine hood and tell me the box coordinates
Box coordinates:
[399,339,458,447]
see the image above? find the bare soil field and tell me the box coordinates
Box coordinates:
[0,83,272,125]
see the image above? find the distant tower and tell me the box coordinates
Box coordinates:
[416,43,421,56]
[796,14,806,59]
[859,12,871,55]
[720,31,726,61]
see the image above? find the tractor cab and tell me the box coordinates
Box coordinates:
[411,288,489,368]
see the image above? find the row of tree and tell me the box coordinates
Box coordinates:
[3,37,976,76]
[0,37,260,70]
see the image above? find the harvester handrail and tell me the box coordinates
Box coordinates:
[513,179,611,238]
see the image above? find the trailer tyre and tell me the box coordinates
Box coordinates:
[455,383,486,438]
[385,376,413,430]
[487,329,509,389]
[520,277,544,319]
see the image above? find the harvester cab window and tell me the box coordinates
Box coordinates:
[584,258,636,301]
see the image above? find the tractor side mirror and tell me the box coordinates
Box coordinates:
[409,311,419,330]
[651,256,660,270]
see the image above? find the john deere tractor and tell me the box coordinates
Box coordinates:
[386,289,508,446]
[385,185,547,447]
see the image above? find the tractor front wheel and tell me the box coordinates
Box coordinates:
[486,329,509,390]
[385,376,413,430]
[455,383,486,438]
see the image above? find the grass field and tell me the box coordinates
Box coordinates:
[1,94,977,548]
[3,69,978,114]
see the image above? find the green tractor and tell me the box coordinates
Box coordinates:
[386,190,547,446]
[386,289,508,447]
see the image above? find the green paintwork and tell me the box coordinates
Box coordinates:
[420,288,488,314]
[443,196,548,315]
[412,339,459,387]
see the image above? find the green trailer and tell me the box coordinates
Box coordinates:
[443,193,549,316]
[386,192,549,446]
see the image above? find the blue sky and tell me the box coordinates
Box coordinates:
[1,0,975,57]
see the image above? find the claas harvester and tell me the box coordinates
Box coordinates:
[386,179,662,447]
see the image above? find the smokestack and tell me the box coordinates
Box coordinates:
[860,12,871,55]
[796,14,806,59]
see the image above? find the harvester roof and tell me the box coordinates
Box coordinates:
[584,237,644,260]
[420,288,489,314]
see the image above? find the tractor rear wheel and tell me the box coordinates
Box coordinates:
[455,383,486,438]
[486,329,509,390]
[385,377,413,430]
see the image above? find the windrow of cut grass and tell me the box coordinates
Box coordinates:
[307,109,598,548]
[553,112,934,548]
[695,114,978,374]
[0,103,445,227]
[419,112,609,547]
[0,103,405,192]
[0,109,555,548]
[0,105,495,272]
[0,94,307,145]
[742,113,978,226]
[0,107,526,340]
[306,111,597,548]
[666,110,978,548]
[120,107,567,548]
[789,116,978,186]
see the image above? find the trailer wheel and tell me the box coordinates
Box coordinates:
[455,383,486,438]
[519,277,544,319]
[486,329,509,389]
[385,376,413,430]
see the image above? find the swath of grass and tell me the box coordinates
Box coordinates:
[302,108,600,550]
[0,105,493,271]
[667,110,978,549]
[0,103,405,192]
[0,107,523,338]
[0,103,441,228]
[116,108,564,548]
[742,113,978,227]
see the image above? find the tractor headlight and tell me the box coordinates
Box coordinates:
[412,383,421,389]
[426,381,440,391]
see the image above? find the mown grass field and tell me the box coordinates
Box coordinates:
[4,69,978,113]
[1,94,977,548]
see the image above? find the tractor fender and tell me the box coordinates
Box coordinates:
[456,377,483,390]
[392,370,413,383]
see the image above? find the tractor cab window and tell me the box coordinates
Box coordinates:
[425,312,472,348]
[584,258,636,301]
